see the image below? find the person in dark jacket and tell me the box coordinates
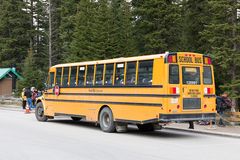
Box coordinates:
[216,92,232,126]
[24,87,33,109]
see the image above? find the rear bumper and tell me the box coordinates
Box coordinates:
[115,113,216,125]
[159,113,216,122]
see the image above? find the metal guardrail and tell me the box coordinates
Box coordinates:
[216,112,240,125]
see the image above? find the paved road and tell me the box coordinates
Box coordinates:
[0,108,239,160]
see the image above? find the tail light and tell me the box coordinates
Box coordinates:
[204,87,213,94]
[170,87,179,94]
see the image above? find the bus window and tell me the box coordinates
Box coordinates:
[115,63,125,85]
[62,67,69,87]
[182,67,200,85]
[78,66,85,86]
[56,68,62,85]
[203,66,213,84]
[169,65,179,84]
[70,66,77,87]
[86,65,94,86]
[126,62,136,85]
[48,72,54,88]
[138,60,153,85]
[104,64,114,85]
[95,64,104,85]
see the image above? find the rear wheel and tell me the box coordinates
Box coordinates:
[71,117,81,121]
[137,124,155,132]
[35,102,48,122]
[99,107,115,133]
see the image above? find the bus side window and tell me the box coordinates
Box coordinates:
[70,66,77,87]
[78,66,85,86]
[62,67,69,87]
[115,63,125,85]
[86,65,94,86]
[104,64,114,85]
[56,68,62,85]
[169,64,179,84]
[138,60,153,85]
[126,61,136,85]
[95,64,104,85]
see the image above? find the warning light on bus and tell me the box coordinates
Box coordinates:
[204,57,212,65]
[168,55,177,63]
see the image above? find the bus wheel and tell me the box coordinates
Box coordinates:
[99,107,115,133]
[71,117,81,121]
[137,124,154,132]
[35,102,48,122]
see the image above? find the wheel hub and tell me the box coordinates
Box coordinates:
[103,113,110,128]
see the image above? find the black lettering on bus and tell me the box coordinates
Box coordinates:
[195,57,202,63]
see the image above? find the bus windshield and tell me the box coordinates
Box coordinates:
[182,67,200,85]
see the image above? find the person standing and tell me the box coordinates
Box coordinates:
[24,87,33,110]
[216,92,232,127]
[21,88,27,109]
[31,87,38,108]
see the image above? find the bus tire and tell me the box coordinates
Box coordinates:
[99,107,115,133]
[71,117,81,121]
[137,123,155,132]
[35,102,48,122]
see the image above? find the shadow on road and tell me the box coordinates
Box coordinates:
[49,119,196,139]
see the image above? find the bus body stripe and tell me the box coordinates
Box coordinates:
[45,99,162,107]
[47,85,163,89]
[45,92,180,98]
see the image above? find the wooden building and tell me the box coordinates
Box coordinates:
[0,68,22,96]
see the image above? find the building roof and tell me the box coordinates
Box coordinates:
[0,68,22,80]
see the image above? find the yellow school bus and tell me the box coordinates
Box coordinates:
[35,52,216,132]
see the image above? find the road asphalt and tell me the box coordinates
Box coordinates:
[0,108,239,160]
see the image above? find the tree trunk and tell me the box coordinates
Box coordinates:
[49,0,52,67]
[230,0,239,111]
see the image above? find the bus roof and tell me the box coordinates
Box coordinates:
[52,52,201,68]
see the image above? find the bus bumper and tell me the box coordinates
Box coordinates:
[159,113,216,122]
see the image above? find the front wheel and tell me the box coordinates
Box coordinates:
[35,102,48,122]
[99,107,115,133]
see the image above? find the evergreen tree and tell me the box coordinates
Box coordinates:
[132,0,182,55]
[110,0,136,57]
[0,0,30,68]
[201,0,240,109]
[17,49,44,91]
[49,0,62,66]
[59,0,80,59]
[181,0,209,52]
[34,0,49,70]
[69,0,135,62]
[69,0,98,62]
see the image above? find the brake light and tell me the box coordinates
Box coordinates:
[204,87,213,94]
[170,87,179,94]
[204,57,212,65]
[168,55,177,63]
